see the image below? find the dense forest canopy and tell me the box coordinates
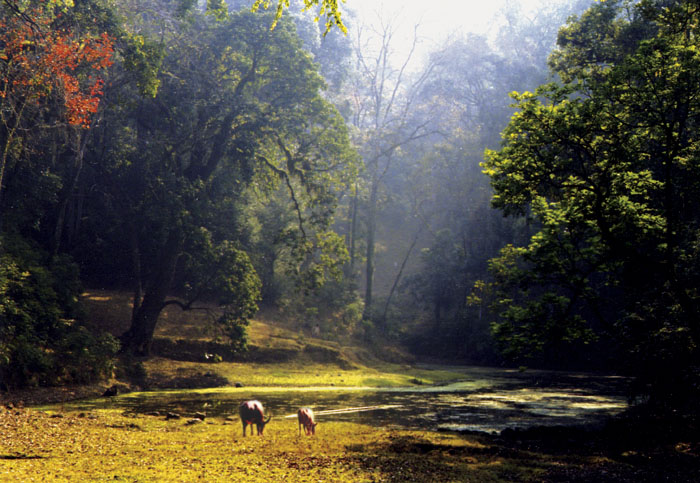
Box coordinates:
[0,0,698,413]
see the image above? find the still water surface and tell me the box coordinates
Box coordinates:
[55,366,629,434]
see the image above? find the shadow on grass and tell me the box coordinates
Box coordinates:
[344,433,543,482]
[343,427,700,483]
[1,454,45,460]
[496,417,700,483]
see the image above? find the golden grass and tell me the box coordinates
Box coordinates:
[0,407,551,482]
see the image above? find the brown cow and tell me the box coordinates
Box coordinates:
[297,407,317,435]
[239,400,271,436]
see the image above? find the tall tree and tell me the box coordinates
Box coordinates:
[83,6,357,355]
[0,0,119,389]
[0,0,113,232]
[483,0,700,408]
[345,15,440,323]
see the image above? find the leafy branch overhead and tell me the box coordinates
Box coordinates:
[252,0,346,35]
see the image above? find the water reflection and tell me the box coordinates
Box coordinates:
[51,367,629,434]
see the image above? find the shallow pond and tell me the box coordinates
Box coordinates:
[53,366,629,434]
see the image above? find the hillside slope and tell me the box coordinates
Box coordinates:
[78,290,462,393]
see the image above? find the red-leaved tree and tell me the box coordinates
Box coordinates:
[0,2,114,198]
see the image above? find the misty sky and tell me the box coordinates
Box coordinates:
[349,0,545,35]
[345,0,552,63]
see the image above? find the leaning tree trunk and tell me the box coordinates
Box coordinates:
[382,225,423,322]
[120,229,183,356]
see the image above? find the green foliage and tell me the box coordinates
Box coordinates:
[384,0,589,361]
[121,34,164,97]
[179,229,261,352]
[549,0,651,83]
[211,242,261,351]
[483,0,700,404]
[206,0,228,21]
[118,359,147,386]
[218,312,249,354]
[0,236,117,388]
[272,263,363,340]
[0,0,357,375]
[55,326,120,384]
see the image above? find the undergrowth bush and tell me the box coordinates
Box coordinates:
[0,235,118,389]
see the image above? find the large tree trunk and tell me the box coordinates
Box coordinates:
[120,229,183,356]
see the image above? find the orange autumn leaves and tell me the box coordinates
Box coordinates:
[0,7,114,128]
[45,31,114,127]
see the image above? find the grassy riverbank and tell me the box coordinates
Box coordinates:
[1,290,698,481]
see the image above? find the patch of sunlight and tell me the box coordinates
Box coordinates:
[438,394,477,404]
[438,423,502,434]
[569,373,627,380]
[569,401,627,410]
[116,385,378,401]
[470,389,588,403]
[382,379,498,393]
[281,404,403,419]
[469,393,513,400]
[528,407,579,417]
[457,389,628,419]
[460,398,513,410]
[82,294,111,301]
[362,378,397,386]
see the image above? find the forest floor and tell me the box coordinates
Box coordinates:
[1,289,698,481]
